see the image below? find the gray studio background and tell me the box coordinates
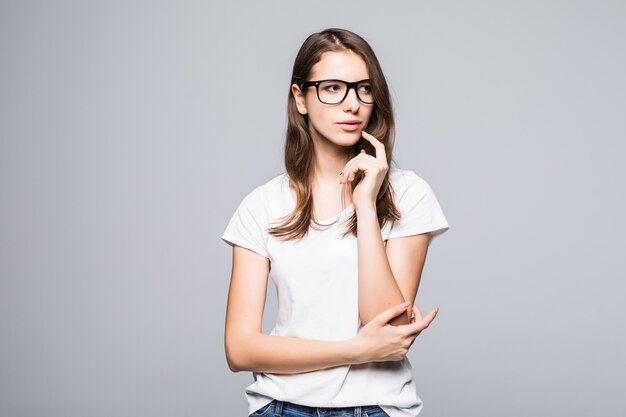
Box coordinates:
[1,1,624,416]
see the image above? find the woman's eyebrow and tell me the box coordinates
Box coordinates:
[311,77,370,81]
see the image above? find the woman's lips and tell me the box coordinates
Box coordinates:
[338,122,361,131]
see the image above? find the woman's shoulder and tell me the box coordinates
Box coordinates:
[388,166,428,192]
[235,172,289,215]
[245,171,288,199]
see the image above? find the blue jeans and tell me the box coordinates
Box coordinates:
[249,399,390,417]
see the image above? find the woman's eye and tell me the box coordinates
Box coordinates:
[324,84,341,92]
[359,85,371,93]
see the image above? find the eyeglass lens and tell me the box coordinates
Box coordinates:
[317,80,373,104]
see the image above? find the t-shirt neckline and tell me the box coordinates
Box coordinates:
[283,173,354,226]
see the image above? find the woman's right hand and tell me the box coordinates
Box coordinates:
[351,302,439,363]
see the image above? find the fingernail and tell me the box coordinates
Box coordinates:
[401,301,410,307]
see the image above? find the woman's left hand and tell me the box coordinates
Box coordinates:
[340,130,388,212]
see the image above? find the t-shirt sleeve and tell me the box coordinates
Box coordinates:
[220,187,270,258]
[387,171,450,242]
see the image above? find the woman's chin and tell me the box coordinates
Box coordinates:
[314,129,362,148]
[333,131,362,146]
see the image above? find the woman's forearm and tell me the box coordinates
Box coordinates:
[356,207,409,326]
[227,332,364,373]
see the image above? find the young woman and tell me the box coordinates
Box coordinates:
[221,28,450,417]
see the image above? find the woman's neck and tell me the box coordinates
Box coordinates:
[310,135,354,185]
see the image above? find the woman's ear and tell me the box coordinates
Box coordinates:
[291,84,308,116]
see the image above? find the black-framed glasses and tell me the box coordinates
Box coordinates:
[300,79,374,105]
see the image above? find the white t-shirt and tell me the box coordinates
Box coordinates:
[221,167,450,417]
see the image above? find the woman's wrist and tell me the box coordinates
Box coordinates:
[345,336,368,365]
[354,204,377,218]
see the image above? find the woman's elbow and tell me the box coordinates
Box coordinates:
[225,337,245,372]
[359,308,410,327]
[227,360,243,373]
[225,334,257,373]
[226,350,242,373]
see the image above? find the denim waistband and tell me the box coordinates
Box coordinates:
[271,399,383,417]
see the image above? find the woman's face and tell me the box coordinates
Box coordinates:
[292,50,373,148]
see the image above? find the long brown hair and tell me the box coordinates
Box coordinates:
[268,28,401,240]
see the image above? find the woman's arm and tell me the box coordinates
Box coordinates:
[342,133,435,328]
[355,207,431,327]
[227,332,361,374]
[224,245,362,373]
[225,245,433,373]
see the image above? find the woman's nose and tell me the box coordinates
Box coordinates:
[342,87,360,111]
